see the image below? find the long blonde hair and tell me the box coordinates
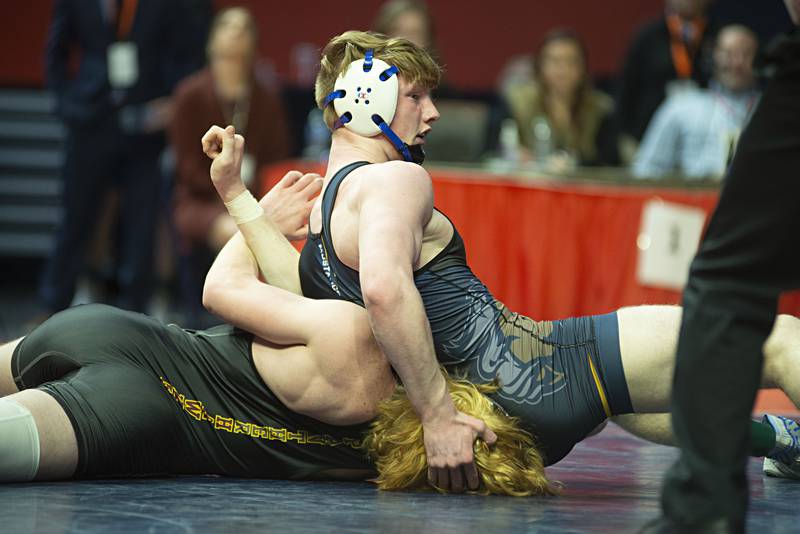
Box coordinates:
[315,30,442,130]
[363,371,559,497]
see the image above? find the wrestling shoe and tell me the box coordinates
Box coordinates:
[762,414,800,480]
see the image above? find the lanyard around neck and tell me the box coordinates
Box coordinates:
[115,0,138,40]
[711,88,757,124]
[666,14,706,79]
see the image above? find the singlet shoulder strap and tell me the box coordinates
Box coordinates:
[321,161,370,241]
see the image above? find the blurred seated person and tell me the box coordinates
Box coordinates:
[503,29,617,170]
[372,0,461,100]
[632,25,759,180]
[497,53,535,96]
[616,0,717,164]
[373,0,436,58]
[169,7,291,256]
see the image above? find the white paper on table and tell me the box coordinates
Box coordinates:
[636,199,707,291]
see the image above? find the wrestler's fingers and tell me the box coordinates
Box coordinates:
[277,170,304,188]
[437,467,450,492]
[201,125,227,158]
[290,173,323,193]
[219,125,236,159]
[460,413,497,446]
[289,224,309,241]
[305,178,324,198]
[233,133,245,163]
[464,461,480,491]
[480,424,498,446]
[449,465,465,493]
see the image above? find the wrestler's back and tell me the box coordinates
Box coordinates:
[251,298,395,426]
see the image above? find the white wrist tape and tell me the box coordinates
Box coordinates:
[224,189,264,225]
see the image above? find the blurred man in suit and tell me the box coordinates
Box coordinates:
[39,0,203,316]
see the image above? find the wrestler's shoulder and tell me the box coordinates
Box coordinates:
[360,161,431,191]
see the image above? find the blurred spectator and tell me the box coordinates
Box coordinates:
[497,53,535,96]
[168,6,290,318]
[617,0,718,164]
[176,0,214,74]
[633,25,759,180]
[39,0,197,318]
[373,0,436,55]
[503,29,617,169]
[372,0,462,100]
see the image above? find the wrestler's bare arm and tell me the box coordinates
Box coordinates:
[357,162,442,417]
[204,233,316,346]
[200,125,320,295]
[356,161,496,491]
[244,171,322,294]
[201,125,317,345]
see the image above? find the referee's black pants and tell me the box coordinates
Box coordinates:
[661,32,800,531]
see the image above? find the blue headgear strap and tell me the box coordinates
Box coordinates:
[372,114,413,162]
[363,49,374,72]
[322,89,345,108]
[379,65,398,81]
[332,112,352,131]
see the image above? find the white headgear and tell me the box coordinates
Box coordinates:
[323,49,424,164]
[331,56,398,136]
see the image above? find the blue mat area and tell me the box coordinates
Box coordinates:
[3,424,798,533]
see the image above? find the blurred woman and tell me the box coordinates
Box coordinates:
[373,0,436,56]
[168,7,291,302]
[504,29,617,167]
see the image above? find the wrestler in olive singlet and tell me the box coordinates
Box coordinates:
[12,304,372,479]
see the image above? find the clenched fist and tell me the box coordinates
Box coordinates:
[202,124,247,203]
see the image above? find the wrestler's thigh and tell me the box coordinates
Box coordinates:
[0,338,22,396]
[5,389,79,481]
[617,305,682,413]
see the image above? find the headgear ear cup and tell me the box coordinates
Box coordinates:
[331,56,399,136]
[323,49,424,164]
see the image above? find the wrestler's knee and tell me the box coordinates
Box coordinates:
[0,390,78,482]
[762,314,800,387]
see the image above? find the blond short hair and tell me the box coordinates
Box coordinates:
[363,370,559,497]
[314,30,442,130]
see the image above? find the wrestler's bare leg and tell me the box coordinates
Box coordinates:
[761,314,800,404]
[0,338,22,396]
[617,305,800,413]
[612,306,800,446]
[2,389,78,481]
[611,413,674,446]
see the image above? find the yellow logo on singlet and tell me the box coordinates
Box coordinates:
[159,377,362,449]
